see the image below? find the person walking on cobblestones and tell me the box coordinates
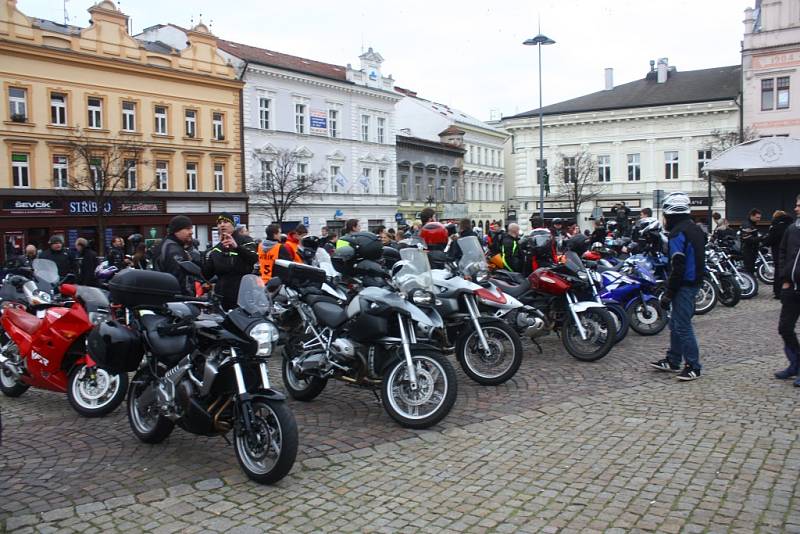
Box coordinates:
[776,195,800,384]
[650,192,706,381]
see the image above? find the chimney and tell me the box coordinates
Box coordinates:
[649,59,656,72]
[744,7,755,34]
[657,58,669,83]
[604,68,613,90]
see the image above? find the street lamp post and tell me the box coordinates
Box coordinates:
[523,32,555,221]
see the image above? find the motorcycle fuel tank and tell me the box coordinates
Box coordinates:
[528,268,570,296]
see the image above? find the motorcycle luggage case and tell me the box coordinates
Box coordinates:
[109,268,183,307]
[272,259,325,289]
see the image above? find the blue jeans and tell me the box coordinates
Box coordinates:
[666,285,701,371]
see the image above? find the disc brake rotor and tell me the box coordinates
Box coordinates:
[79,369,111,400]
[399,365,434,406]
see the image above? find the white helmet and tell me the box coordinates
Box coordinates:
[662,192,690,215]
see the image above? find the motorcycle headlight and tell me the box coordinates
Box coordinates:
[577,271,589,281]
[249,322,280,357]
[475,270,490,284]
[410,289,435,306]
[89,311,109,325]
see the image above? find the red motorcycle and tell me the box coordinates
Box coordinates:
[0,260,127,417]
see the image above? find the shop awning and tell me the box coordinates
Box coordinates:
[703,137,800,180]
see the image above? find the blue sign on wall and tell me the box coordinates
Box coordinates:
[302,216,310,226]
[233,214,241,226]
[68,200,112,215]
[310,116,327,129]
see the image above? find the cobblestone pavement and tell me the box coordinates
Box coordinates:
[3,292,799,532]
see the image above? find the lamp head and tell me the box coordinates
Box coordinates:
[523,34,556,46]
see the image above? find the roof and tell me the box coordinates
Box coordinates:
[402,91,506,134]
[217,39,348,82]
[138,40,177,54]
[32,18,82,36]
[704,137,800,177]
[439,125,466,136]
[506,65,741,119]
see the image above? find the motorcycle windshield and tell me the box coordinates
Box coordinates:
[76,286,109,310]
[457,235,488,277]
[314,247,337,278]
[32,259,59,285]
[564,251,585,275]
[237,274,269,315]
[396,248,434,296]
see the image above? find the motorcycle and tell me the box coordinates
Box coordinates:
[756,247,774,284]
[492,251,616,362]
[100,266,298,484]
[708,242,757,300]
[631,252,718,316]
[0,259,127,417]
[594,257,668,336]
[705,247,741,308]
[277,252,457,429]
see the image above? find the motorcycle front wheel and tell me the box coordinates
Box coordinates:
[281,356,328,401]
[694,279,717,315]
[382,350,457,429]
[67,365,128,417]
[757,261,774,284]
[234,398,298,485]
[627,298,668,336]
[455,319,523,386]
[128,370,175,443]
[717,276,741,307]
[736,271,758,299]
[562,308,616,362]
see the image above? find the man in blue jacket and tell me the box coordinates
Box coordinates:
[650,192,706,381]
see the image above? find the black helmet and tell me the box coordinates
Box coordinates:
[127,233,143,246]
[331,245,356,275]
[87,321,144,373]
[301,235,321,251]
[551,218,563,226]
[381,246,400,268]
[341,231,383,260]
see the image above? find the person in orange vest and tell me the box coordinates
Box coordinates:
[259,223,299,282]
[283,223,307,262]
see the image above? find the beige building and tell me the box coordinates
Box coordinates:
[743,0,800,137]
[0,0,243,255]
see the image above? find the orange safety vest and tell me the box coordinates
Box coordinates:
[259,243,282,282]
[283,240,303,263]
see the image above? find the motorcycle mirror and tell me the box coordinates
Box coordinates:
[266,277,282,292]
[60,284,77,297]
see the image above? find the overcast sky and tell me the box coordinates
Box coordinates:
[24,0,746,121]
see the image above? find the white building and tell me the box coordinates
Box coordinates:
[500,61,740,230]
[743,0,800,137]
[395,89,508,231]
[139,24,401,236]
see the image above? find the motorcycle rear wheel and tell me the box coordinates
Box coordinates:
[281,357,328,402]
[717,277,741,307]
[234,398,298,485]
[128,370,175,444]
[562,308,616,362]
[604,302,630,344]
[456,319,523,386]
[67,365,128,418]
[382,350,456,429]
[694,279,717,315]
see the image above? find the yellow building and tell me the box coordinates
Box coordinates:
[0,0,244,255]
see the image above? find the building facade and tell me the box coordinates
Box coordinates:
[395,90,506,232]
[500,61,740,230]
[742,0,800,138]
[0,0,244,257]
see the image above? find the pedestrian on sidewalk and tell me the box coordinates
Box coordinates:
[650,192,706,381]
[776,195,800,383]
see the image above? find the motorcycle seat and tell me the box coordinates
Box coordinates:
[140,314,192,363]
[7,310,42,335]
[494,270,528,285]
[312,301,348,329]
[491,278,530,298]
[304,293,340,306]
[598,264,621,273]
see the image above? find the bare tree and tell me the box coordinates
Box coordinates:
[703,127,759,199]
[552,149,607,221]
[250,148,326,225]
[66,132,153,255]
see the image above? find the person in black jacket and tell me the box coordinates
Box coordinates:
[106,236,129,271]
[776,195,800,383]
[448,218,478,262]
[740,208,762,274]
[74,238,98,286]
[763,210,794,299]
[38,236,72,277]
[500,223,523,272]
[203,212,258,310]
[154,215,200,296]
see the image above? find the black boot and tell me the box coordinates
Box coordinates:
[775,347,799,379]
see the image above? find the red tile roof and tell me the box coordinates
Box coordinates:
[218,39,348,82]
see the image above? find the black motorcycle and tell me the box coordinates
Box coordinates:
[93,265,298,485]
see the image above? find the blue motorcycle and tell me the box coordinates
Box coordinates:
[596,256,668,336]
[627,252,717,315]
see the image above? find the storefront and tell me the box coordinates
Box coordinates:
[0,192,248,261]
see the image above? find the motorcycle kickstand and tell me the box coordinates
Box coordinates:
[371,389,382,406]
[530,338,543,354]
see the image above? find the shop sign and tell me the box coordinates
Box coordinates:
[68,200,112,215]
[689,197,710,207]
[442,203,468,219]
[2,199,63,215]
[118,201,164,214]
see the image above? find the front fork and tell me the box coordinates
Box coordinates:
[397,315,419,391]
[464,294,492,356]
[565,292,589,340]
[232,348,272,438]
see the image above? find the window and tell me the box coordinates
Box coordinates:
[328,109,338,138]
[379,169,386,195]
[414,176,422,200]
[400,174,408,199]
[330,165,341,192]
[491,151,496,167]
[90,158,103,187]
[361,114,370,142]
[428,177,434,198]
[362,168,371,193]
[777,77,790,109]
[697,150,712,178]
[53,155,68,188]
[451,182,457,202]
[664,151,679,179]
[212,112,224,140]
[185,110,197,138]
[439,178,447,201]
[562,157,576,183]
[762,79,774,111]
[87,97,102,129]
[8,87,27,121]
[11,153,29,188]
[155,160,168,190]
[50,93,67,125]
[295,103,306,134]
[296,162,308,188]
[598,155,611,182]
[627,153,641,181]
[260,160,273,189]
[377,117,386,144]
[478,183,484,201]
[122,101,136,131]
[186,162,197,191]
[124,159,137,189]
[259,97,271,129]
[214,163,224,192]
[154,106,168,135]
[536,159,547,184]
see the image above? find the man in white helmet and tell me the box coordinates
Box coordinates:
[650,192,706,381]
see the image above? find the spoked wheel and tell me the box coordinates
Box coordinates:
[736,271,758,299]
[757,261,774,284]
[234,398,298,485]
[694,278,717,315]
[627,298,668,336]
[456,320,523,385]
[382,350,457,429]
[67,365,128,417]
[0,343,29,397]
[281,357,327,402]
[717,276,741,307]
[562,308,616,362]
[128,370,174,443]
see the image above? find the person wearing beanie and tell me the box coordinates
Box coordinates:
[38,235,72,276]
[153,215,200,295]
[649,192,706,381]
[202,212,258,310]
